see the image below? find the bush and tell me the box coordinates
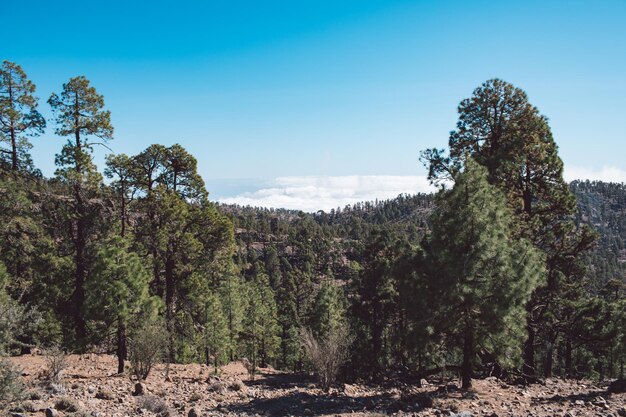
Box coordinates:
[299,324,351,391]
[95,388,114,400]
[128,316,167,380]
[136,395,170,416]
[42,345,69,381]
[55,397,79,412]
[0,356,22,407]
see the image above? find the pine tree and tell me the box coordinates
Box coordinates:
[104,154,135,237]
[0,61,45,172]
[200,292,228,373]
[351,228,401,379]
[48,76,113,343]
[422,79,595,379]
[424,158,544,389]
[86,235,157,373]
[311,280,346,340]
[219,274,245,362]
[241,272,280,377]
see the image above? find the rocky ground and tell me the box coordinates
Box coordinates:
[5,354,626,417]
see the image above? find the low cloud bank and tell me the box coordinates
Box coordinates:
[217,167,626,212]
[217,175,435,212]
[564,166,626,184]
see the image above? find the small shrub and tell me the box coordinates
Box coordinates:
[55,397,79,412]
[43,346,69,381]
[189,392,202,402]
[228,379,246,392]
[136,394,170,417]
[208,381,226,394]
[0,356,22,406]
[95,388,114,400]
[299,323,352,391]
[26,389,42,400]
[241,358,254,379]
[128,316,167,381]
[11,401,36,412]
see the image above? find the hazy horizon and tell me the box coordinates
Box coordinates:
[3,0,625,211]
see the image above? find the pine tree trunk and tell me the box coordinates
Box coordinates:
[462,329,473,390]
[73,183,87,342]
[72,122,87,343]
[10,124,17,171]
[523,313,535,380]
[544,337,554,378]
[117,319,127,374]
[8,82,18,171]
[165,254,175,364]
[565,340,573,377]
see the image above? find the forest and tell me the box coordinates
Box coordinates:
[0,60,624,404]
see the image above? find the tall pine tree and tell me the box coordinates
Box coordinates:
[0,61,45,172]
[49,76,113,343]
[424,158,544,389]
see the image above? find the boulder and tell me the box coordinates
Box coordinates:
[608,378,626,394]
[133,382,147,396]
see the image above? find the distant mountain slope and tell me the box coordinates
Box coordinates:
[221,181,626,289]
[571,180,626,289]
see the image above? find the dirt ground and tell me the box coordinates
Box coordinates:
[6,354,626,417]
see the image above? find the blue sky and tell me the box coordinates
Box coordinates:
[3,0,626,210]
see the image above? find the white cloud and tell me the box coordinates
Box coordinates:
[217,175,435,212]
[216,166,626,212]
[564,166,626,184]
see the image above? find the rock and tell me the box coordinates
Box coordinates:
[420,378,430,386]
[228,379,248,393]
[133,382,147,396]
[462,392,479,400]
[188,408,198,417]
[208,381,226,394]
[343,383,358,396]
[617,407,626,417]
[593,395,607,404]
[449,412,472,417]
[608,378,626,394]
[45,409,57,417]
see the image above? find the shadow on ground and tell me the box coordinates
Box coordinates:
[221,390,399,416]
[532,389,612,405]
[223,373,434,416]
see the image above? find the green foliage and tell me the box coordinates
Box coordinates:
[424,158,544,388]
[0,60,45,172]
[48,76,112,143]
[241,271,280,375]
[422,78,597,380]
[200,292,228,372]
[310,280,346,339]
[86,235,154,328]
[219,274,245,361]
[350,228,408,379]
[86,234,158,372]
[0,357,22,408]
[0,65,622,386]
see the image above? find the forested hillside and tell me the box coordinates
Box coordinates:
[1,61,624,406]
[226,181,626,293]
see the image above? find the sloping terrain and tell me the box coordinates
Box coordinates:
[7,354,626,417]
